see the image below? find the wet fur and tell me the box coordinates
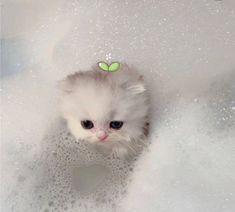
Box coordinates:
[59,64,150,158]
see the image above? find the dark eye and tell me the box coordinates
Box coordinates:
[110,121,123,129]
[81,120,94,129]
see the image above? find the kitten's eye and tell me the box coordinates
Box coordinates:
[81,120,94,129]
[110,121,123,129]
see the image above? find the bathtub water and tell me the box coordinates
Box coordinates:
[1,0,235,212]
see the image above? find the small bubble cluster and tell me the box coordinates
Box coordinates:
[4,121,138,212]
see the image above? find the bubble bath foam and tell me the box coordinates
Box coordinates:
[1,0,235,212]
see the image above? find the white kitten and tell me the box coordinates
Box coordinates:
[59,64,150,158]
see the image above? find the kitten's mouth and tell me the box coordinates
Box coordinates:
[98,139,109,143]
[95,137,111,144]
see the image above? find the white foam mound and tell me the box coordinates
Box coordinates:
[121,97,235,212]
[1,0,235,211]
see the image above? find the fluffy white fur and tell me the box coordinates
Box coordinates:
[59,64,149,158]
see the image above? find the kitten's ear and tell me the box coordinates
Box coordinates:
[126,76,146,94]
[57,79,74,93]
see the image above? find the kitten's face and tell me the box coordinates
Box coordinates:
[59,65,149,147]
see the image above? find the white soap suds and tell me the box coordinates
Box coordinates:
[120,77,235,212]
[1,0,235,211]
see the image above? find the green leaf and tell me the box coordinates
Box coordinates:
[98,62,109,71]
[108,62,120,72]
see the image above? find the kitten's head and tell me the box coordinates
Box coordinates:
[59,64,149,146]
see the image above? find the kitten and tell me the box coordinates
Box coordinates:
[59,64,149,158]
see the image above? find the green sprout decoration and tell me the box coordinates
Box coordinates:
[98,61,120,72]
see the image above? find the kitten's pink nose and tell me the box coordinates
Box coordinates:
[97,131,108,141]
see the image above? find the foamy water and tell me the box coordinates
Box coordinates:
[1,0,235,211]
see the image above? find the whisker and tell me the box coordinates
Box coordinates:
[118,139,137,154]
[131,136,148,147]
